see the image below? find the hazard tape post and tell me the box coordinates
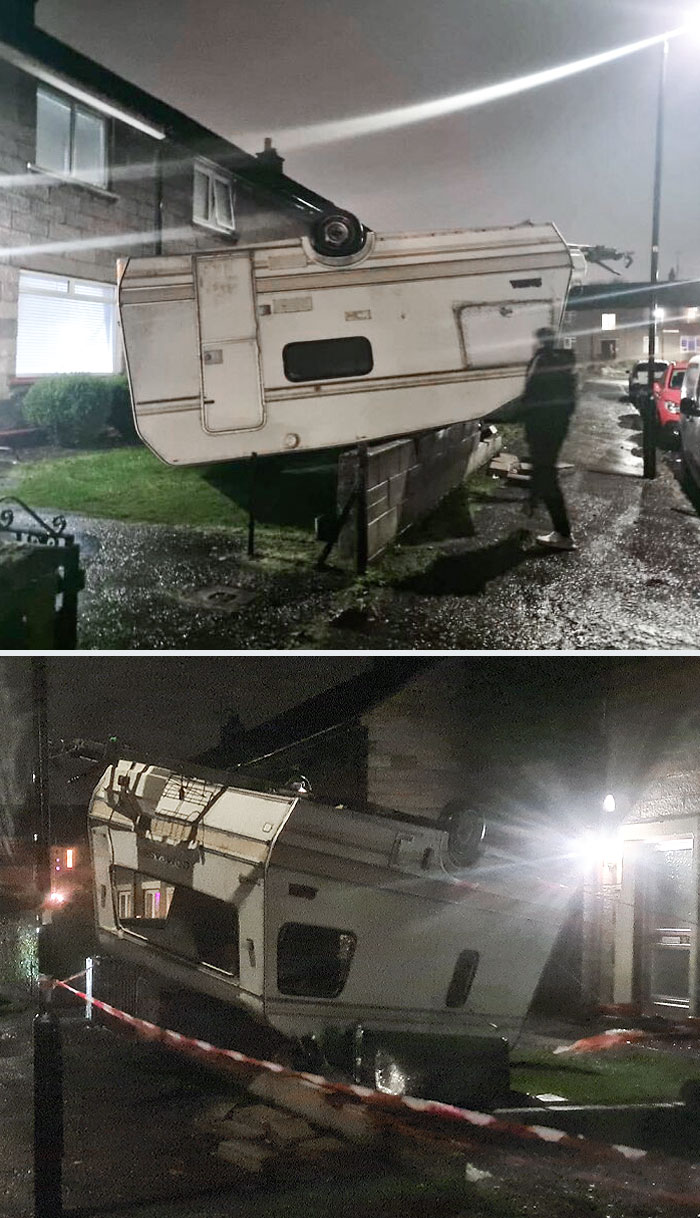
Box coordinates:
[53,978,700,1211]
[33,1005,63,1218]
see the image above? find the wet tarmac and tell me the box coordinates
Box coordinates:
[3,1003,699,1218]
[7,377,700,650]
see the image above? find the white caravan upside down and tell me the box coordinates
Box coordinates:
[88,757,577,1105]
[117,219,582,465]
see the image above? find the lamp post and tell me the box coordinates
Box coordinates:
[642,37,669,479]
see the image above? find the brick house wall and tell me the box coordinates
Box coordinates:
[0,55,309,398]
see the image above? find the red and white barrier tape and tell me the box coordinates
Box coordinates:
[556,1026,700,1055]
[55,979,691,1173]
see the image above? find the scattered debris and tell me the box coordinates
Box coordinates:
[216,1138,276,1172]
[465,1162,493,1183]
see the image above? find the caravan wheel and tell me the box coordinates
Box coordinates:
[439,800,487,872]
[310,209,366,258]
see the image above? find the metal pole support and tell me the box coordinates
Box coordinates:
[355,441,369,576]
[33,1008,63,1218]
[641,393,657,480]
[247,452,258,559]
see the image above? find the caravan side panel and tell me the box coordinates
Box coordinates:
[119,223,576,465]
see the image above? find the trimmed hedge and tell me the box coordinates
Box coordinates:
[22,374,134,446]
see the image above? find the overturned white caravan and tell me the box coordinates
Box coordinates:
[89,757,576,1105]
[118,214,583,465]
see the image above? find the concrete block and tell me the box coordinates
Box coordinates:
[294,1135,347,1161]
[210,1101,312,1146]
[387,470,408,509]
[262,1110,316,1148]
[216,1138,276,1172]
[194,1098,239,1131]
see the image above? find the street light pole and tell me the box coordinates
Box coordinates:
[643,37,669,479]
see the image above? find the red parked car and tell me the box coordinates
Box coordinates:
[653,360,687,444]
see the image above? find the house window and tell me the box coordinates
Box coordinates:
[117,889,132,920]
[36,86,107,188]
[193,160,235,233]
[601,313,616,330]
[16,270,118,375]
[682,336,700,354]
[687,308,698,321]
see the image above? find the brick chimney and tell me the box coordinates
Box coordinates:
[255,137,284,174]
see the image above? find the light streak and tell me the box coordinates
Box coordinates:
[0,225,193,262]
[255,25,688,151]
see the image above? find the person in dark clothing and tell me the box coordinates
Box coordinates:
[520,326,577,550]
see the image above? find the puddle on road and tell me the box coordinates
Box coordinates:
[179,585,258,612]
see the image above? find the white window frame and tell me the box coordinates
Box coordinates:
[117,888,133,920]
[35,84,108,188]
[193,159,236,234]
[16,269,120,376]
[142,883,162,920]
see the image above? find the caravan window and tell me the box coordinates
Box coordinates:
[111,865,239,975]
[282,336,373,382]
[277,923,356,998]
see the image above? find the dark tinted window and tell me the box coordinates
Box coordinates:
[671,369,686,389]
[282,336,373,383]
[277,922,356,997]
[446,949,480,1007]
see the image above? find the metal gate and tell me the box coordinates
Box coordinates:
[0,498,84,648]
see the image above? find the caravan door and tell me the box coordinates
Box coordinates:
[196,253,264,433]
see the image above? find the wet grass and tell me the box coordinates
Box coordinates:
[511,1047,698,1105]
[14,445,339,531]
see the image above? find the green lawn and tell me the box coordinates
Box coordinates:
[14,445,339,531]
[511,1047,698,1105]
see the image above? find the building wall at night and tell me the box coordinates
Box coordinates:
[564,284,700,368]
[588,659,700,1016]
[0,7,323,399]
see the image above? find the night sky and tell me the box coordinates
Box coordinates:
[38,0,700,277]
[1,655,699,852]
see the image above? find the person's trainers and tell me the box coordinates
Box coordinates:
[536,531,576,551]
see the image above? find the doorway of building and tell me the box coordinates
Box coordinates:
[638,838,694,1016]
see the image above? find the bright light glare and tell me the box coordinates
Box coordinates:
[602,794,616,814]
[257,26,688,150]
[47,891,67,906]
[574,830,620,868]
[682,8,700,39]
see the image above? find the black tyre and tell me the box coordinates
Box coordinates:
[310,209,366,258]
[438,800,487,871]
